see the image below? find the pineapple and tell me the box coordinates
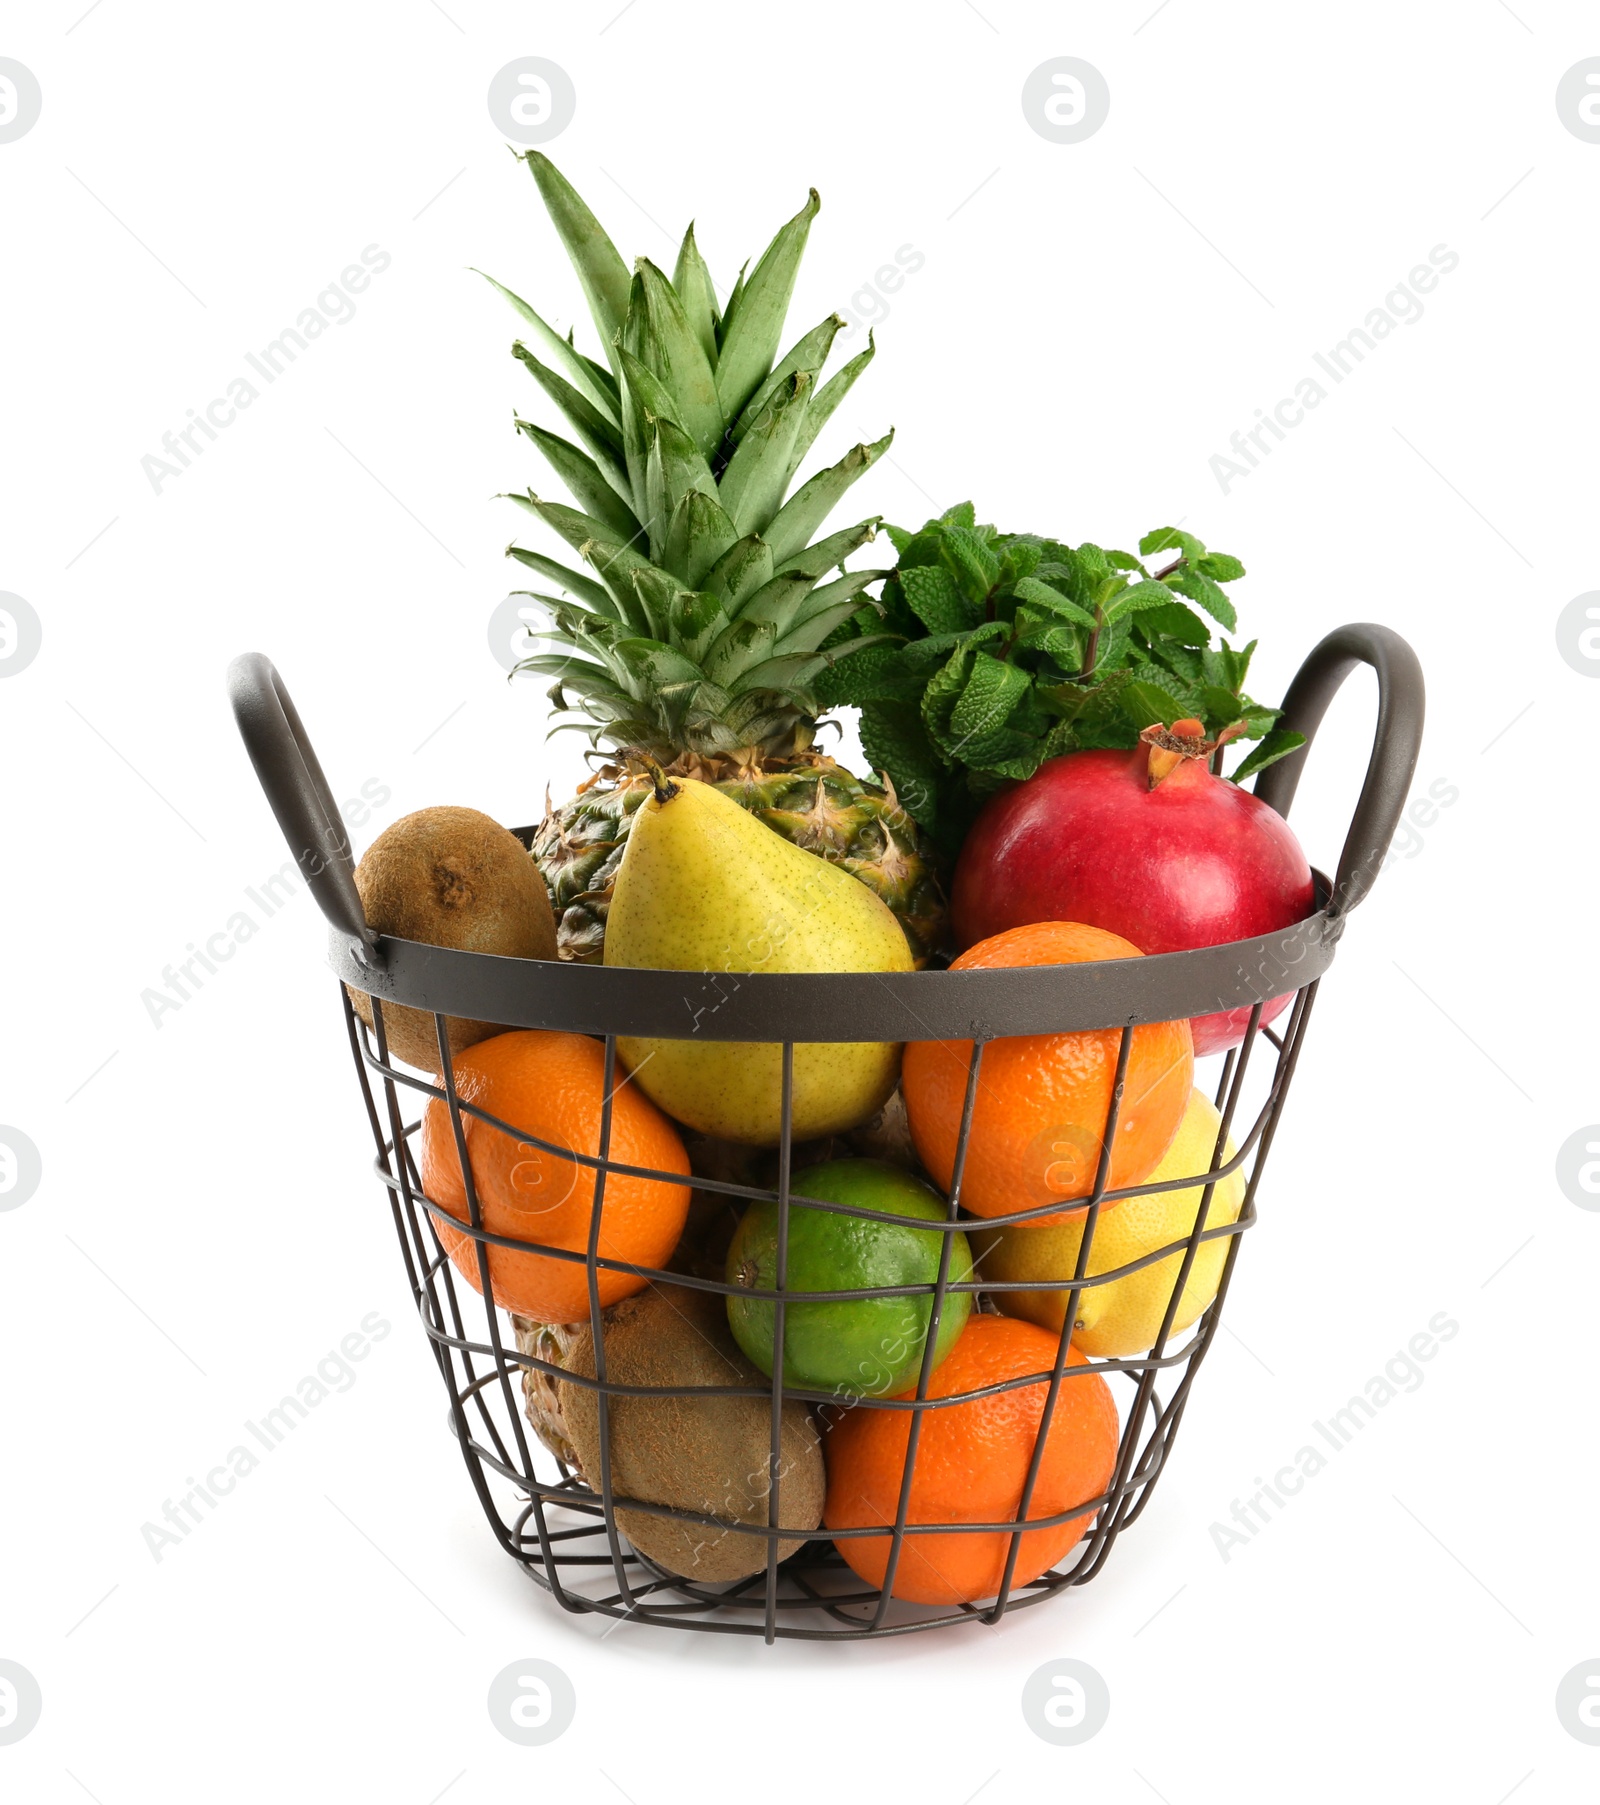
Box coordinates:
[487,154,947,963]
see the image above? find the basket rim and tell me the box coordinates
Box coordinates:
[331,872,1336,1041]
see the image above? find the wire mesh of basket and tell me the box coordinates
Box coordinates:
[229,622,1422,1642]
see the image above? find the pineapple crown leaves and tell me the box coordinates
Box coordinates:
[484,152,895,760]
[814,502,1305,851]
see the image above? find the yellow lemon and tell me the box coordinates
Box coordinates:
[973,1089,1245,1358]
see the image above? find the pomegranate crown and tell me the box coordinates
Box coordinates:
[1139,716,1247,788]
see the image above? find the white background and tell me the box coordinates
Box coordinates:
[3,0,1597,1799]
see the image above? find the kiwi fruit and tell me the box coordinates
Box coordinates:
[511,1315,585,1470]
[516,1285,824,1583]
[349,805,557,1070]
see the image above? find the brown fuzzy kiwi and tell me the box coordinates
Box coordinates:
[348,806,556,1071]
[522,1285,824,1583]
[512,1315,586,1469]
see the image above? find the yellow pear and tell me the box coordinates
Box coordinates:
[604,776,912,1144]
[973,1089,1246,1358]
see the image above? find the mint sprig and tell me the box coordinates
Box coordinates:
[816,503,1304,852]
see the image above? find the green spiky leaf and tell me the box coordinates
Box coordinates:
[503,549,618,617]
[731,314,841,445]
[496,159,895,765]
[714,189,820,423]
[522,153,633,373]
[775,519,880,579]
[662,488,739,588]
[644,416,718,557]
[480,274,621,425]
[786,333,875,483]
[672,222,720,365]
[766,431,893,566]
[511,342,626,472]
[624,259,724,459]
[718,370,815,537]
[516,423,642,545]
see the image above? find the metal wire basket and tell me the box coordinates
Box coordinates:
[228,622,1422,1642]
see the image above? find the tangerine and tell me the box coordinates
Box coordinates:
[901,922,1193,1223]
[823,1314,1119,1605]
[418,1030,691,1322]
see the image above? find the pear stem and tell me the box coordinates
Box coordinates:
[643,759,679,805]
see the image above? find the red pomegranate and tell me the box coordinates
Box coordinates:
[951,719,1314,1056]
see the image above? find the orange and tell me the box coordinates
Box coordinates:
[823,1315,1119,1605]
[418,1030,691,1322]
[901,921,1193,1223]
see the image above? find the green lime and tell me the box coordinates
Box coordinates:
[725,1158,973,1397]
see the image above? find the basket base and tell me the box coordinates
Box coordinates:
[506,1505,1094,1640]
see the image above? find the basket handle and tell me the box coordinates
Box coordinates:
[226,652,380,964]
[1252,622,1424,920]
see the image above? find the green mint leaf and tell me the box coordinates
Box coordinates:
[962,732,1047,775]
[1232,701,1281,736]
[1142,665,1206,716]
[813,641,919,708]
[900,621,1001,672]
[1132,600,1211,644]
[919,644,975,753]
[1200,683,1249,723]
[1104,578,1180,624]
[947,650,1031,745]
[886,515,953,569]
[858,700,946,829]
[1195,551,1245,583]
[940,500,977,531]
[1147,638,1207,684]
[1000,538,1044,586]
[1120,679,1188,729]
[1140,525,1205,561]
[923,643,1034,769]
[980,747,1052,781]
[1073,541,1114,587]
[1012,575,1098,628]
[900,563,978,635]
[1013,619,1084,670]
[1199,644,1238,692]
[1166,566,1238,632]
[1032,556,1095,612]
[876,573,921,639]
[1094,615,1134,673]
[939,525,1002,605]
[1230,727,1305,783]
